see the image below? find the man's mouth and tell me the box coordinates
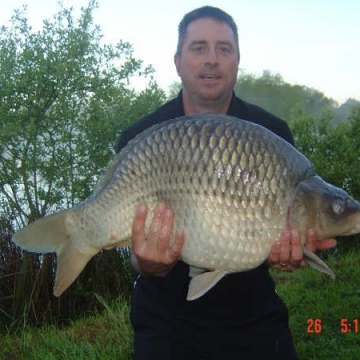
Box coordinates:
[200,73,221,79]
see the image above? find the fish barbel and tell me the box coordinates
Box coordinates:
[12,114,360,300]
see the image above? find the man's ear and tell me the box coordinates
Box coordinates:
[174,54,181,75]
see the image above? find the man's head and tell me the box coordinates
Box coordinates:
[176,6,240,59]
[174,6,240,114]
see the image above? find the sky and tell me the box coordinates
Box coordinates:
[0,0,359,104]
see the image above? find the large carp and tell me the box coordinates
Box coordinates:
[12,114,360,300]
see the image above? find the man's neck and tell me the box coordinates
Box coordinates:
[182,91,232,115]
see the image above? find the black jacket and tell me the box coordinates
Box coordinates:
[116,91,294,152]
[116,91,294,344]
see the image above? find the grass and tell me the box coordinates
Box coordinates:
[0,296,134,360]
[1,250,359,359]
[271,249,360,360]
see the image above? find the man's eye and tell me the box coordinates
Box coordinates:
[219,46,231,54]
[193,46,205,53]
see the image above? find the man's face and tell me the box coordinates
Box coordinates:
[174,17,240,104]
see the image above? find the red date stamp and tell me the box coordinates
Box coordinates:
[307,318,322,333]
[307,318,359,333]
[340,318,359,333]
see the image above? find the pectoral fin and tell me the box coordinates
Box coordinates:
[187,267,228,301]
[303,247,336,279]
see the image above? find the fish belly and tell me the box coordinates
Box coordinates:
[93,115,308,272]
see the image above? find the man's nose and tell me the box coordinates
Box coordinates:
[205,48,219,65]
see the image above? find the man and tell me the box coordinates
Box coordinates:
[116,6,336,360]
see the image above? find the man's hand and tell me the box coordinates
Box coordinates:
[131,203,185,277]
[268,229,337,271]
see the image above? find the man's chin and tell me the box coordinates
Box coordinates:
[198,90,226,103]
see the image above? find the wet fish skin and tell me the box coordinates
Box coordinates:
[12,114,360,300]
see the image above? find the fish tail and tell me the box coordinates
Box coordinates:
[53,241,95,296]
[12,210,96,296]
[12,210,70,253]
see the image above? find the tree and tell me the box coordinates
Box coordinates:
[235,70,336,121]
[0,1,165,326]
[167,81,182,100]
[333,98,360,126]
[289,106,360,252]
[0,1,159,227]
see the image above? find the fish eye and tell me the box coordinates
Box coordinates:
[332,199,345,215]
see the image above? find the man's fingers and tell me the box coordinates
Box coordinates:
[157,208,174,252]
[279,230,291,263]
[305,229,337,251]
[268,230,304,271]
[170,231,185,259]
[289,230,303,265]
[269,228,338,272]
[130,202,183,277]
[132,204,148,251]
[314,238,337,251]
[305,229,316,251]
[147,203,166,242]
[268,240,281,265]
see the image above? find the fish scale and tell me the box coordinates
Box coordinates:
[12,113,360,300]
[87,115,329,267]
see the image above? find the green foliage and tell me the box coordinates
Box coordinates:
[0,296,133,359]
[0,0,156,225]
[1,250,359,359]
[0,1,164,329]
[167,80,182,100]
[0,1,359,337]
[289,106,360,198]
[234,70,337,121]
[271,249,360,359]
[289,105,360,252]
[170,70,360,124]
[333,98,360,126]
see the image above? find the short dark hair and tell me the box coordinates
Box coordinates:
[176,6,240,57]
